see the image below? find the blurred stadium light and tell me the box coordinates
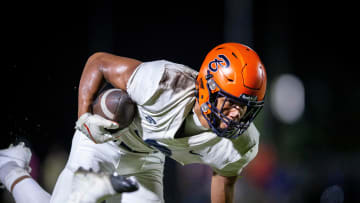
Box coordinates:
[270,74,305,124]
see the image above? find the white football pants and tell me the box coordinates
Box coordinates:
[50,130,165,203]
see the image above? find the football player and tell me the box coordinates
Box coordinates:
[63,42,267,203]
[1,42,267,203]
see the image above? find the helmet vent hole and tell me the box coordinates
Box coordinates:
[200,78,205,89]
[232,52,238,58]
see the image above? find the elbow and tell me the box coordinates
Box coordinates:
[84,52,111,73]
[86,52,107,64]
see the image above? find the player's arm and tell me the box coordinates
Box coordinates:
[78,52,141,118]
[75,52,141,143]
[211,172,238,203]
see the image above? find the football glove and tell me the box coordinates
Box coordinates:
[75,113,119,143]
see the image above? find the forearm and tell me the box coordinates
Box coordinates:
[78,53,106,118]
[211,173,237,203]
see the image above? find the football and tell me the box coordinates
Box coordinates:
[91,88,136,129]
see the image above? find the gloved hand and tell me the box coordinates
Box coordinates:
[75,113,119,143]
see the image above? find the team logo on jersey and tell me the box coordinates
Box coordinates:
[208,54,230,72]
[145,115,156,124]
[145,139,172,156]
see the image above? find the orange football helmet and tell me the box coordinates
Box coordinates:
[196,42,267,139]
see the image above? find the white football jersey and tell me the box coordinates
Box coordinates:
[117,60,259,176]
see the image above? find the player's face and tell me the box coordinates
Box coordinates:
[216,97,247,129]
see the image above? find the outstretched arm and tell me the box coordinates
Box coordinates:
[78,52,141,118]
[211,172,238,203]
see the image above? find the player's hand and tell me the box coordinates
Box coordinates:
[75,113,119,143]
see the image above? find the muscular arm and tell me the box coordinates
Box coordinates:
[211,172,238,203]
[78,52,142,118]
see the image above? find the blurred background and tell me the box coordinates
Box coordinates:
[2,0,359,202]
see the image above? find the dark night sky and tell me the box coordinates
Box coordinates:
[4,1,226,152]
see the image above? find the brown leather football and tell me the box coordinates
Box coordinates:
[91,88,136,129]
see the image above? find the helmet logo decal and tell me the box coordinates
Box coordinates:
[208,54,230,72]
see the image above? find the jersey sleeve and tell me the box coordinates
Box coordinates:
[211,123,260,177]
[126,60,167,105]
[211,142,258,177]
